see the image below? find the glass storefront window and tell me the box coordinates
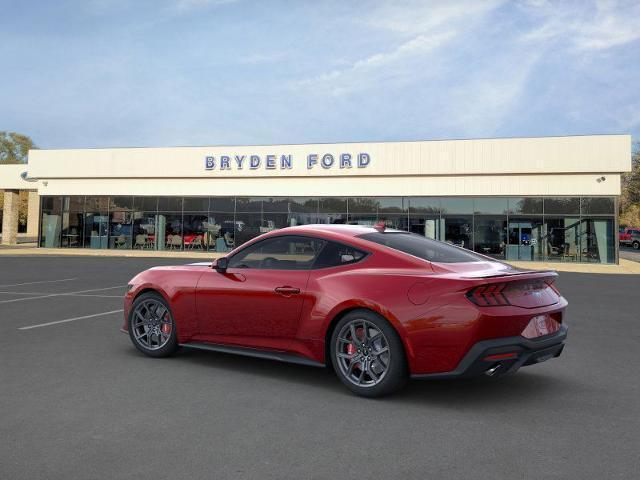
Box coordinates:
[262,197,289,212]
[183,197,209,212]
[443,216,472,248]
[158,197,182,212]
[156,213,183,250]
[544,197,580,215]
[378,197,406,214]
[183,213,209,250]
[109,196,133,211]
[235,197,262,212]
[441,198,473,215]
[319,197,347,213]
[409,197,441,215]
[109,211,133,249]
[579,218,614,263]
[133,212,157,249]
[40,197,63,247]
[507,218,544,261]
[61,197,84,248]
[581,197,614,215]
[508,197,542,215]
[134,196,158,212]
[473,217,507,259]
[474,198,508,215]
[208,212,235,252]
[543,217,581,261]
[234,212,262,246]
[348,198,378,214]
[209,197,235,213]
[37,195,618,264]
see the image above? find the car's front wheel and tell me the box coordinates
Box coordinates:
[128,292,178,358]
[330,309,408,397]
[633,241,640,250]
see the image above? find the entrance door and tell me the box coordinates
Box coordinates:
[507,221,542,261]
[195,235,325,351]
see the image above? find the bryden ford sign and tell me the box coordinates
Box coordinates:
[205,153,371,171]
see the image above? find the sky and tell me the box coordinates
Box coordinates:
[1,0,639,149]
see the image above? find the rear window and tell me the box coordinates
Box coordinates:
[359,232,487,263]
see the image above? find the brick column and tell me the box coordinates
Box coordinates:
[26,190,40,238]
[1,189,20,245]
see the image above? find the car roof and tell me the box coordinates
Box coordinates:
[270,224,404,239]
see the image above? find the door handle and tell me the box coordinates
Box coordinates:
[274,286,301,296]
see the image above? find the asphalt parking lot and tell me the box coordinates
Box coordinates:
[1,256,639,479]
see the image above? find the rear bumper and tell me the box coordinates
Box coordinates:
[411,324,567,379]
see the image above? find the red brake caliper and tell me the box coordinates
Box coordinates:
[161,314,171,334]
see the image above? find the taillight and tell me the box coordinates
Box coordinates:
[467,283,510,306]
[467,278,559,308]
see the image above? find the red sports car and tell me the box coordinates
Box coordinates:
[122,224,567,397]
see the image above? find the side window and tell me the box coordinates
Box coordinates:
[227,236,326,270]
[313,241,368,269]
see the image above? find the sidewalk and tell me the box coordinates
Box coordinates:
[0,245,638,274]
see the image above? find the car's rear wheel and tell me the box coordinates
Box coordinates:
[330,309,407,397]
[128,292,178,358]
[633,241,640,250]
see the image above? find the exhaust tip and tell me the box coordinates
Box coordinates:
[485,364,503,377]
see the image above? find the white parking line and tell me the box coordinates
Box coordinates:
[0,291,122,298]
[0,278,78,288]
[0,285,126,304]
[19,309,124,330]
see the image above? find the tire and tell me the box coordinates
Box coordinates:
[330,309,408,397]
[633,241,640,250]
[128,291,178,358]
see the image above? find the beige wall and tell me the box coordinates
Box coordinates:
[0,134,631,197]
[27,135,631,181]
[37,173,621,197]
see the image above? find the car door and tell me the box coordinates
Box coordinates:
[195,235,325,351]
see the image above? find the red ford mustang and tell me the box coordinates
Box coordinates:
[122,224,567,397]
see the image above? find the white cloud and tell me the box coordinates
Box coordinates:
[519,0,640,51]
[297,0,506,96]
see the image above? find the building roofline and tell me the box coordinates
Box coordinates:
[28,133,631,153]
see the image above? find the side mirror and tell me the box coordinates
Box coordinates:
[213,257,229,273]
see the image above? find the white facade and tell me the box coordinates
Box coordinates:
[9,134,630,197]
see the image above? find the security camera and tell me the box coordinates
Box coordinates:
[596,176,606,183]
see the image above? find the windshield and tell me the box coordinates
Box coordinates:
[359,232,488,263]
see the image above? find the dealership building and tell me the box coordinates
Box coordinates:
[0,134,631,264]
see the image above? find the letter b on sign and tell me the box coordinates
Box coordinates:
[205,156,215,170]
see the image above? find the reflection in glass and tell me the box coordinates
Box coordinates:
[41,197,63,247]
[474,198,508,215]
[156,213,183,250]
[473,217,507,258]
[61,197,84,248]
[443,216,472,248]
[508,197,542,215]
[409,215,443,240]
[348,198,378,213]
[544,197,580,215]
[580,197,614,215]
[409,197,441,214]
[580,218,614,263]
[441,198,473,215]
[183,213,209,250]
[206,212,234,252]
[133,212,157,249]
[319,197,347,213]
[544,217,580,261]
[109,211,132,249]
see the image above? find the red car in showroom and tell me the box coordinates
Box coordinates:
[123,224,567,397]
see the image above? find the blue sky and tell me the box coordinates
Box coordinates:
[1,0,639,149]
